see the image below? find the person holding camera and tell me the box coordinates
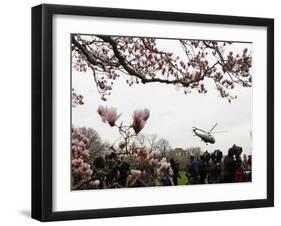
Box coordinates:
[223,145,237,183]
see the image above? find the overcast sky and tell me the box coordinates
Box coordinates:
[72,38,252,155]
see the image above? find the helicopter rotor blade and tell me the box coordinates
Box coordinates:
[192,127,208,133]
[209,123,218,133]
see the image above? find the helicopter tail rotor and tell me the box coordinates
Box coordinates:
[211,130,227,134]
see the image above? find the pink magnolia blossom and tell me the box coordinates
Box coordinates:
[78,141,85,147]
[82,149,90,159]
[84,169,93,177]
[160,161,170,170]
[89,180,100,188]
[149,150,160,159]
[72,158,83,168]
[132,109,150,134]
[97,105,121,127]
[72,168,81,176]
[71,126,96,189]
[159,158,171,170]
[82,137,89,143]
[136,147,147,157]
[149,158,158,166]
[118,142,125,150]
[80,162,91,172]
[158,158,174,176]
[71,145,77,152]
[79,163,93,177]
[72,89,84,107]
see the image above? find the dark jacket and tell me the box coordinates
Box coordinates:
[223,155,236,183]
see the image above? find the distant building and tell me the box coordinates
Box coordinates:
[168,147,201,159]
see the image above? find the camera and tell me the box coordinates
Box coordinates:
[211,149,223,163]
[228,145,243,161]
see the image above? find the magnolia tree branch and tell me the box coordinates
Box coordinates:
[72,35,252,103]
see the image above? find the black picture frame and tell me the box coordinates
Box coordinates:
[31,3,274,222]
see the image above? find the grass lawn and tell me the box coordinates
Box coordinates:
[178,171,188,185]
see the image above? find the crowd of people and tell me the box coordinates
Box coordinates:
[83,150,176,189]
[185,145,252,184]
[73,144,252,190]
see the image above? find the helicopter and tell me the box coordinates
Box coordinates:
[192,123,225,145]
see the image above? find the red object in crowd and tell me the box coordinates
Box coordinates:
[236,167,246,182]
[247,154,252,166]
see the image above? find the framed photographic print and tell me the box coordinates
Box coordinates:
[31,4,274,221]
